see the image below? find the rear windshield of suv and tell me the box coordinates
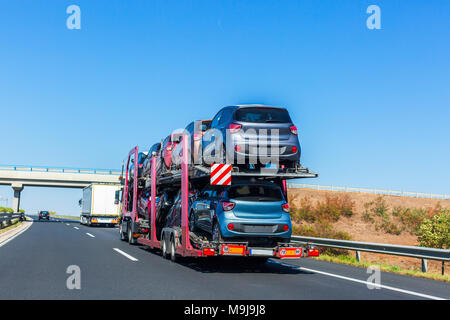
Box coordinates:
[40,211,49,215]
[234,107,292,123]
[227,185,284,202]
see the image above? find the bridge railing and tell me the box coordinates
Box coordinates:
[0,165,121,175]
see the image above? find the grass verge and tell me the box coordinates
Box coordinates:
[314,254,449,282]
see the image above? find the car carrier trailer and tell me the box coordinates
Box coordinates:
[118,134,320,262]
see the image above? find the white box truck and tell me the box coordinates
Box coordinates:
[81,184,121,227]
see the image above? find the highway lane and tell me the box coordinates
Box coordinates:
[0,216,448,300]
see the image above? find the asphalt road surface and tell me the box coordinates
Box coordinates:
[0,215,448,300]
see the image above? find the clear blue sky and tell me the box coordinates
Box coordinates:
[0,1,449,215]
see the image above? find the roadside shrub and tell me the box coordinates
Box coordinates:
[290,194,355,223]
[371,196,389,217]
[293,221,351,255]
[379,217,403,235]
[417,210,450,249]
[317,194,354,221]
[0,207,14,213]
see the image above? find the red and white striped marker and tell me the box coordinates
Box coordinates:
[210,164,232,185]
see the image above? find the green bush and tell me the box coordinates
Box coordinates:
[291,194,355,223]
[293,221,351,255]
[417,211,450,249]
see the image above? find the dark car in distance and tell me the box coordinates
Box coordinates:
[202,105,300,169]
[38,211,50,220]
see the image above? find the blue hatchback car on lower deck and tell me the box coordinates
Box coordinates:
[189,181,292,247]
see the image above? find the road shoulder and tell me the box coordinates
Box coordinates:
[0,217,34,247]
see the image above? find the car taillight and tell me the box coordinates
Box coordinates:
[282,203,290,213]
[221,201,235,211]
[234,145,242,152]
[228,123,242,134]
[283,224,289,232]
[227,223,234,230]
[292,146,298,153]
[193,133,202,141]
[290,126,298,135]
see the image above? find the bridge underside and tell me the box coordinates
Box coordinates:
[0,170,121,212]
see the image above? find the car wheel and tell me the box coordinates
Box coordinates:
[212,221,223,242]
[189,211,197,232]
[170,236,177,262]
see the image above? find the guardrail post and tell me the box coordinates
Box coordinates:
[356,250,361,262]
[421,259,428,273]
[442,261,445,276]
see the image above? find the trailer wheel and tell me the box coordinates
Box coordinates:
[161,235,168,259]
[128,225,137,245]
[169,236,177,262]
[119,223,127,241]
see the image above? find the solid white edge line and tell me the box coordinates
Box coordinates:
[113,248,138,261]
[0,219,34,248]
[271,261,445,300]
[86,232,95,238]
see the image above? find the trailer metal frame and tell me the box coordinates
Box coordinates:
[120,134,319,261]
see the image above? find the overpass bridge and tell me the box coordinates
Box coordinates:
[0,165,121,212]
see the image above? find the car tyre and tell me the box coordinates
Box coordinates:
[212,221,223,242]
[189,211,197,232]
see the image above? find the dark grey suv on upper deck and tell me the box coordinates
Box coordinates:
[202,105,301,169]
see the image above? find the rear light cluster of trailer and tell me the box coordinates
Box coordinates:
[277,247,302,258]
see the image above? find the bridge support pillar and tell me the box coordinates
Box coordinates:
[12,183,23,213]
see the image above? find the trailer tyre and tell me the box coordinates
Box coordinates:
[119,223,126,241]
[161,235,168,259]
[128,225,137,245]
[169,236,177,262]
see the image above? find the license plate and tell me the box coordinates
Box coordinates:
[244,225,274,233]
[249,249,273,256]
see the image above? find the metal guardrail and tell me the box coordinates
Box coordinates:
[287,183,450,200]
[291,235,449,274]
[0,165,121,175]
[0,212,24,227]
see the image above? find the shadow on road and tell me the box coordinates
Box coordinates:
[137,246,311,275]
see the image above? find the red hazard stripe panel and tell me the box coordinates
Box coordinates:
[211,164,232,185]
